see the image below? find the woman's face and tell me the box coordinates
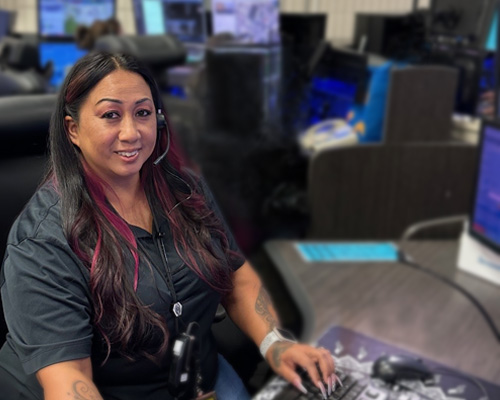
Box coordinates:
[65,69,157,188]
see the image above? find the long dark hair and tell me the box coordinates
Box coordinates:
[48,52,238,362]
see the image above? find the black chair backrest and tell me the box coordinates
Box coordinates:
[0,93,56,345]
[0,94,56,156]
[307,143,478,239]
[0,37,52,95]
[94,34,187,70]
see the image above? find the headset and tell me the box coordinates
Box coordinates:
[153,108,194,213]
[153,109,170,165]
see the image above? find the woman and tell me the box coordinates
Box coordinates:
[0,52,335,399]
[75,18,122,50]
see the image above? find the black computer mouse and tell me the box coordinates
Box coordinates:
[372,354,434,384]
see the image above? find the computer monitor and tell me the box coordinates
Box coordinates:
[39,41,87,90]
[211,0,280,45]
[430,0,497,46]
[133,0,206,43]
[133,0,166,35]
[469,119,500,254]
[38,0,116,39]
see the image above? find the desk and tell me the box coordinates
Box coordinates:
[264,240,500,385]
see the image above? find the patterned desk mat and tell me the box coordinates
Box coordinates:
[253,325,499,400]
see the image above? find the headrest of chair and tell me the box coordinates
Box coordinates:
[0,37,41,71]
[0,94,57,156]
[94,34,187,69]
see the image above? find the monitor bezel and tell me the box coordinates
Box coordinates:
[37,0,116,40]
[468,117,500,255]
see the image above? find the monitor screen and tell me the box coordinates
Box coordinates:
[133,0,167,35]
[470,120,500,253]
[211,0,280,45]
[39,41,87,90]
[133,0,206,42]
[38,0,115,38]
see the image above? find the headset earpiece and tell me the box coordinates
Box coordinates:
[153,109,170,166]
[156,112,167,130]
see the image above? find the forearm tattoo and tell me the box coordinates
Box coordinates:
[255,286,276,329]
[69,381,101,400]
[271,342,294,367]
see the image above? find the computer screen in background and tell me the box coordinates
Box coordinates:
[211,0,280,45]
[470,120,500,254]
[133,0,206,42]
[38,0,115,38]
[39,41,87,91]
[133,0,166,35]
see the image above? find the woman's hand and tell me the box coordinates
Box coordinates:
[265,342,338,399]
[223,263,338,397]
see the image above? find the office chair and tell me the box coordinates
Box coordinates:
[0,94,297,396]
[307,142,478,240]
[0,36,53,95]
[94,34,187,88]
[0,94,55,346]
[383,65,458,143]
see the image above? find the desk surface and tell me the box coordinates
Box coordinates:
[264,240,500,385]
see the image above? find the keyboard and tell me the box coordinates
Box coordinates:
[273,370,368,400]
[259,367,408,400]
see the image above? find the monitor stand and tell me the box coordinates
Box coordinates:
[457,223,500,286]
